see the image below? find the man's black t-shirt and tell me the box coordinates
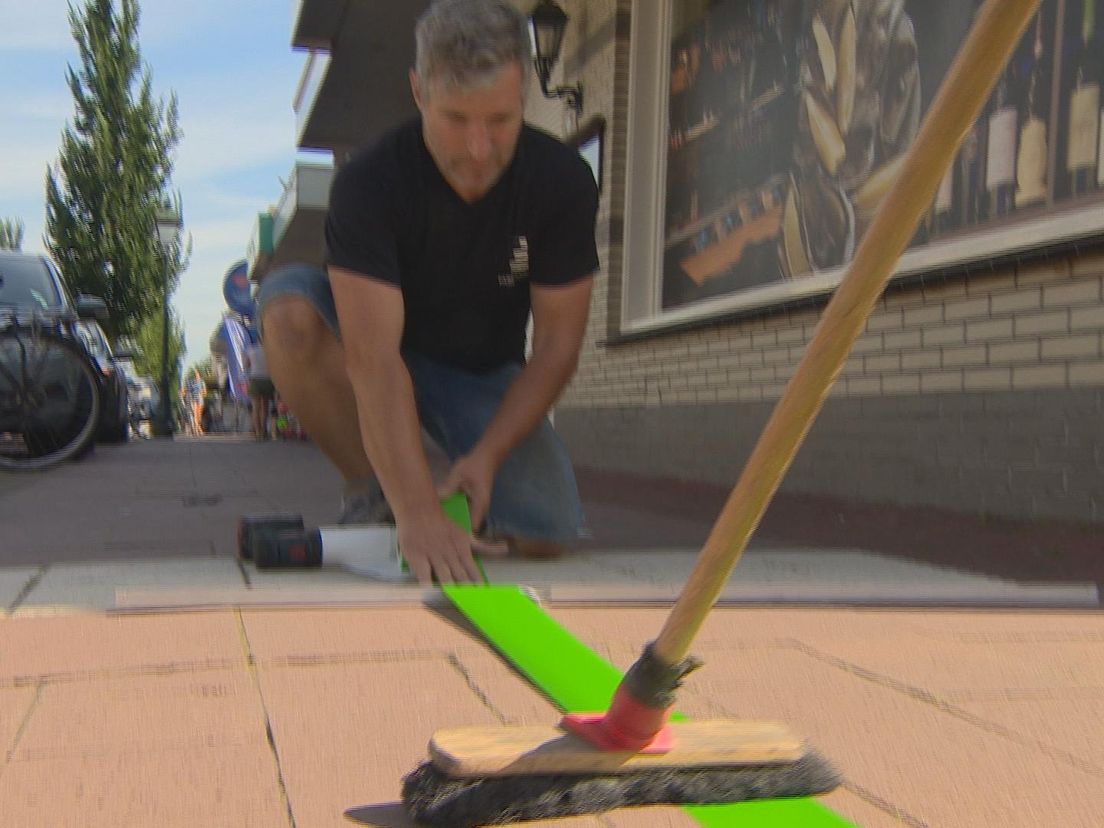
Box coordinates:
[324,118,600,373]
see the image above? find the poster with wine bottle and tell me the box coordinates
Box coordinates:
[661,0,1103,313]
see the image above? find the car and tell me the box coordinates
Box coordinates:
[76,319,131,442]
[114,357,159,421]
[0,249,111,458]
[114,358,159,437]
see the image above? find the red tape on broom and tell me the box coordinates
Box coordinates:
[444,584,855,827]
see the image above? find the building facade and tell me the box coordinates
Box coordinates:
[258,0,1104,525]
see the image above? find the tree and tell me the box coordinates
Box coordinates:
[0,218,24,251]
[45,0,185,348]
[131,309,184,404]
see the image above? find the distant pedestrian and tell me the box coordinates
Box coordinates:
[245,341,275,439]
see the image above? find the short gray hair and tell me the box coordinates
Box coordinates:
[415,0,532,95]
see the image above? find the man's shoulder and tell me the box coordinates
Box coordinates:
[339,118,423,184]
[516,124,597,204]
[519,124,587,171]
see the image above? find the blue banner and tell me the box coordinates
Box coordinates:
[216,316,251,403]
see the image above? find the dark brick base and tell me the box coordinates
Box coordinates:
[559,388,1102,526]
[574,466,1103,590]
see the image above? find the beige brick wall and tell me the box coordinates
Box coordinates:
[562,252,1104,408]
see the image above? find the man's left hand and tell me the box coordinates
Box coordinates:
[441,450,498,532]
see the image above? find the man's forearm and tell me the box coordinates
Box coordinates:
[475,345,578,468]
[347,355,439,521]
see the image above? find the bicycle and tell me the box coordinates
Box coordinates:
[0,305,101,471]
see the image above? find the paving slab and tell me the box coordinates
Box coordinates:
[16,557,244,613]
[447,647,564,723]
[785,628,1104,695]
[240,607,493,663]
[654,642,1104,828]
[0,611,243,684]
[0,481,224,561]
[812,789,910,828]
[0,686,37,757]
[254,659,540,828]
[890,611,1104,641]
[0,567,39,615]
[551,606,869,656]
[246,609,801,827]
[950,696,1104,770]
[9,670,265,762]
[0,742,286,827]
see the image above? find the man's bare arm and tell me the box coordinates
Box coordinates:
[328,266,482,583]
[446,277,593,527]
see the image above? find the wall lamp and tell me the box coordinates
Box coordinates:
[528,0,583,113]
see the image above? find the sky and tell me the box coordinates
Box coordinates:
[0,0,321,367]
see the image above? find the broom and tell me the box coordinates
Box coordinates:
[403,0,1041,823]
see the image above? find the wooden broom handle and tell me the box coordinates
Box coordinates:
[653,0,1042,667]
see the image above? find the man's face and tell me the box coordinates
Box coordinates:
[412,62,524,203]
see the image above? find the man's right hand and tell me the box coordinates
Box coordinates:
[397,511,484,585]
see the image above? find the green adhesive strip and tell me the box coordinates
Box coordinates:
[443,584,854,827]
[440,492,473,533]
[440,493,489,583]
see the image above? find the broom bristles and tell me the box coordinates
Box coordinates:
[402,748,841,826]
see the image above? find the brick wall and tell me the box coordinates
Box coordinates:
[564,253,1104,409]
[557,253,1104,523]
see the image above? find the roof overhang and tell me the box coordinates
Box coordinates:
[294,0,430,152]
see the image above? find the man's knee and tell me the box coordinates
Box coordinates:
[261,296,333,362]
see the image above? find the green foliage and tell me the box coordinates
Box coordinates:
[187,356,217,388]
[45,0,186,359]
[0,218,24,251]
[131,305,185,407]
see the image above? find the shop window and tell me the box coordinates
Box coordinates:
[621,0,1104,335]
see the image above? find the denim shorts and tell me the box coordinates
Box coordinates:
[256,263,586,543]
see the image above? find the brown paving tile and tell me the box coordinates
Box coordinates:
[256,656,647,828]
[240,607,489,663]
[0,749,287,826]
[0,612,243,682]
[604,806,698,826]
[0,672,285,826]
[551,607,697,653]
[895,611,1104,639]
[792,635,1104,694]
[660,645,1104,828]
[0,687,36,759]
[256,658,503,828]
[818,788,911,827]
[11,671,263,760]
[552,607,900,653]
[951,697,1104,769]
[449,649,562,723]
